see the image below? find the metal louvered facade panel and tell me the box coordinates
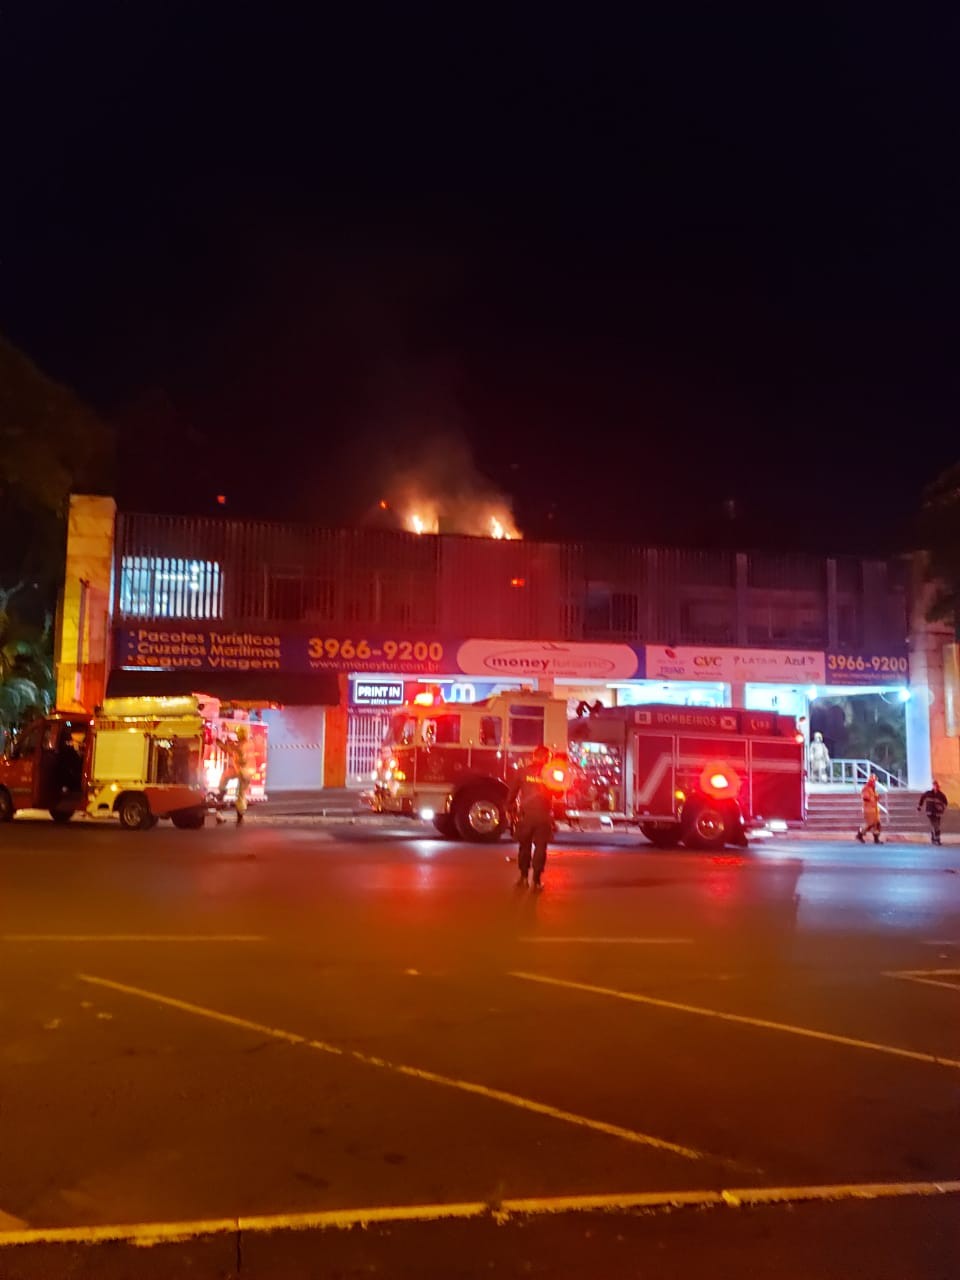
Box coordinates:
[112,514,908,652]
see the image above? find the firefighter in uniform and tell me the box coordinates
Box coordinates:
[855,773,883,844]
[506,744,554,889]
[917,780,948,845]
[215,725,251,826]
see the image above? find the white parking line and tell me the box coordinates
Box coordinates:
[1,1179,958,1247]
[77,973,713,1164]
[510,971,960,1070]
[886,969,960,993]
[519,937,694,945]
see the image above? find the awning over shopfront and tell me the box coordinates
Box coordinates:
[105,669,341,706]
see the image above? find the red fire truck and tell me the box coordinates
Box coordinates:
[372,690,804,849]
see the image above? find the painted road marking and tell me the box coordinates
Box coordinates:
[519,937,694,945]
[2,935,265,943]
[1,1180,958,1247]
[886,968,960,994]
[76,974,710,1163]
[510,972,960,1071]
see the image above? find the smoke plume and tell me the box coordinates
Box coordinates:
[375,434,521,539]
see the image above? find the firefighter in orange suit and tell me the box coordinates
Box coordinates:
[506,744,554,889]
[855,773,882,844]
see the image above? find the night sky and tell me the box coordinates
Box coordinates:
[4,6,959,551]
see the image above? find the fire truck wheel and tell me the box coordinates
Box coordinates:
[681,803,727,851]
[454,789,506,842]
[0,788,13,823]
[49,809,72,825]
[432,812,456,838]
[640,822,681,848]
[171,808,206,830]
[117,792,153,831]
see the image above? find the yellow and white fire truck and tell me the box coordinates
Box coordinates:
[372,688,804,850]
[0,695,267,830]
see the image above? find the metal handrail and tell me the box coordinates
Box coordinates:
[826,758,904,789]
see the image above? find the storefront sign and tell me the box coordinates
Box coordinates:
[455,639,641,681]
[645,645,826,684]
[119,625,906,692]
[432,680,520,703]
[350,680,404,707]
[115,626,461,677]
[116,626,284,673]
[824,651,910,686]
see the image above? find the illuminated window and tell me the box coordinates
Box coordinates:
[118,557,223,618]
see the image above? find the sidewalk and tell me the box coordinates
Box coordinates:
[779,828,960,846]
[255,789,370,817]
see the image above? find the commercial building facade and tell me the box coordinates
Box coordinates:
[55,496,960,798]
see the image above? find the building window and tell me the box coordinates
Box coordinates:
[118,557,223,618]
[269,574,304,620]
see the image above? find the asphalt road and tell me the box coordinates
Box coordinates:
[1,816,959,1278]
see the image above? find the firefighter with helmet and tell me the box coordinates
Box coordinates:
[215,725,252,826]
[506,744,556,889]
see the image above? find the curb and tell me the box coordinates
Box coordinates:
[777,830,960,846]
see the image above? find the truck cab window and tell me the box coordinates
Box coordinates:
[479,716,502,747]
[422,715,461,746]
[509,706,545,747]
[10,727,40,760]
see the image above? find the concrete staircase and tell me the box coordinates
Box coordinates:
[804,789,931,835]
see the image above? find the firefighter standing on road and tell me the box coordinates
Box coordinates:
[855,773,883,844]
[216,726,251,826]
[507,744,554,889]
[917,781,948,845]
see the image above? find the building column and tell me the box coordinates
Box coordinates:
[55,495,117,712]
[322,674,350,788]
[725,682,747,708]
[825,558,839,650]
[735,553,749,646]
[907,555,958,797]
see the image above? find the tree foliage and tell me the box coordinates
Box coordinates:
[0,583,53,731]
[919,462,960,626]
[0,335,114,728]
[0,335,114,589]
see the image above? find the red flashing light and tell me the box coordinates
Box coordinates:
[379,499,389,510]
[794,732,805,745]
[413,691,435,706]
[700,760,742,800]
[510,577,526,588]
[541,757,569,793]
[216,494,227,506]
